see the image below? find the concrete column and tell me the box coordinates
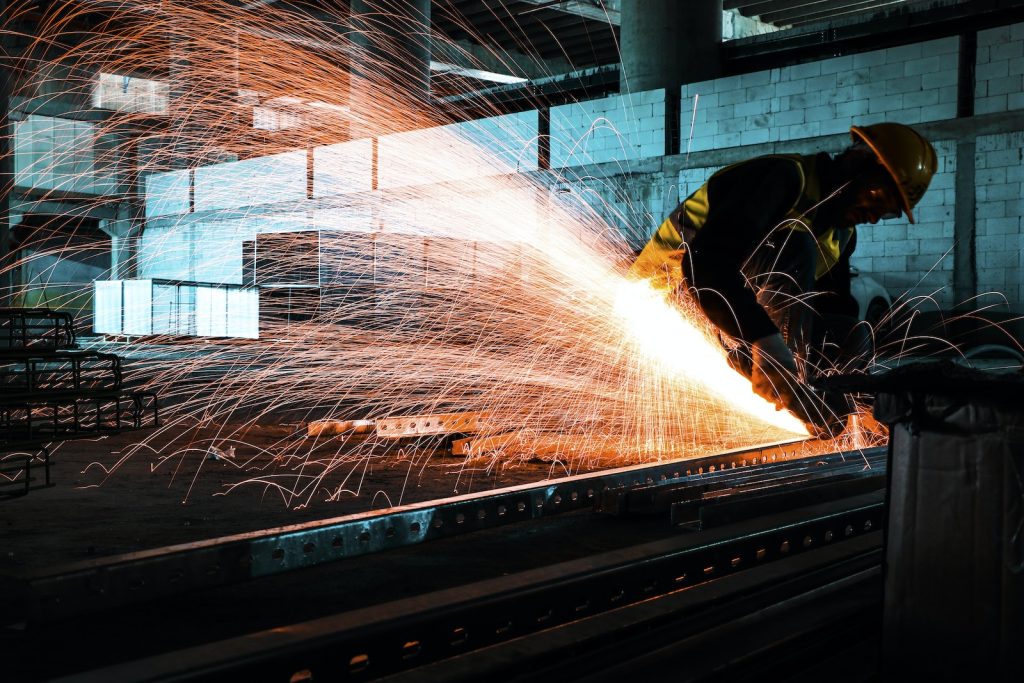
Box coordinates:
[102,124,145,280]
[619,0,722,94]
[350,0,431,97]
[168,27,240,168]
[953,140,976,308]
[1,0,14,306]
[348,0,431,138]
[107,226,142,280]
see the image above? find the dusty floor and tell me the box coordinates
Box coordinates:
[0,422,575,574]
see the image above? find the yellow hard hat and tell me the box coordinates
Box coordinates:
[850,123,937,224]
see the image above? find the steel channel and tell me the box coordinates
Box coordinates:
[22,440,881,622]
[598,448,885,514]
[60,492,885,683]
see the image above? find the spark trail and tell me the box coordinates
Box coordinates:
[2,1,817,506]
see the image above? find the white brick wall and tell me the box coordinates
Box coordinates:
[560,174,674,250]
[313,138,373,197]
[678,166,717,199]
[145,169,191,218]
[194,150,307,212]
[682,37,959,152]
[975,21,1024,114]
[975,132,1024,305]
[378,110,539,189]
[14,114,116,195]
[851,140,957,309]
[550,89,666,168]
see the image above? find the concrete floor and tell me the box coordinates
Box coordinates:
[0,422,569,574]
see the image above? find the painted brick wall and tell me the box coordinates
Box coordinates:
[193,150,307,212]
[550,89,666,168]
[558,173,673,250]
[681,37,959,152]
[975,21,1024,114]
[313,138,373,197]
[975,132,1024,306]
[145,169,191,218]
[378,110,539,189]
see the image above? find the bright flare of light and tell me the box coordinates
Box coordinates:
[613,280,808,435]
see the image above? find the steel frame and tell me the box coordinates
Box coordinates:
[0,308,77,351]
[21,441,884,623]
[63,493,885,682]
[0,445,51,498]
[0,308,159,498]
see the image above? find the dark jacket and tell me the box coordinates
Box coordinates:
[630,153,856,342]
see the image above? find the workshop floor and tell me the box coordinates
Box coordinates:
[0,423,571,574]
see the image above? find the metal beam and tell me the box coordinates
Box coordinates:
[21,438,839,623]
[763,0,904,25]
[517,0,620,25]
[64,494,885,682]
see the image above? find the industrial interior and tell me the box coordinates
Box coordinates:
[1,0,1023,680]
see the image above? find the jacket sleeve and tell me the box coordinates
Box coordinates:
[681,157,805,343]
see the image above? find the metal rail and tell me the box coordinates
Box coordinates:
[599,448,886,524]
[58,492,885,683]
[17,441,884,623]
[0,446,51,499]
[0,308,76,351]
[0,349,122,395]
[0,390,158,447]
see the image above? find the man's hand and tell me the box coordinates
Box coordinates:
[750,333,800,409]
[750,333,849,438]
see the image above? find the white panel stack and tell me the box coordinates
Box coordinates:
[195,286,228,337]
[93,280,123,335]
[151,283,179,335]
[226,289,259,339]
[122,280,154,335]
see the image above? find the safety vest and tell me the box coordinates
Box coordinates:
[630,154,852,291]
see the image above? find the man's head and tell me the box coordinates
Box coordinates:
[833,123,937,227]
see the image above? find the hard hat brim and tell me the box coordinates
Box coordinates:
[850,125,916,224]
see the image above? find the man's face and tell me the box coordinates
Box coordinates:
[838,169,904,228]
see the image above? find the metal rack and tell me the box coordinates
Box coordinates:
[0,308,159,498]
[0,308,77,351]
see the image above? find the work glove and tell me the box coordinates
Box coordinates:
[750,332,800,408]
[751,333,849,438]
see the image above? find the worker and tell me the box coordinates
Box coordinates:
[631,122,937,435]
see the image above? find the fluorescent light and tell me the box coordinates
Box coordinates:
[429,61,528,85]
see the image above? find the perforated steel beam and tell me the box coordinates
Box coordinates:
[17,439,870,623]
